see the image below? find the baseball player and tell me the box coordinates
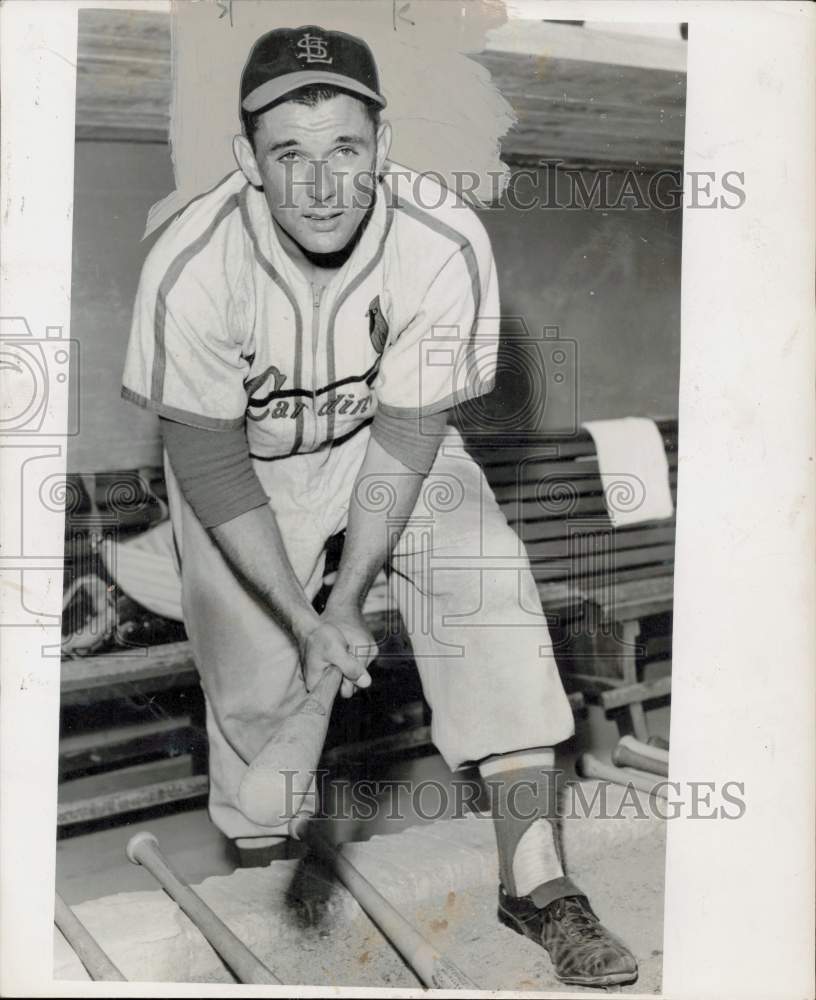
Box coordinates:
[122,26,638,988]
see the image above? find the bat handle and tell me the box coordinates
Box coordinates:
[54,892,126,981]
[303,663,343,714]
[289,817,478,989]
[126,832,281,985]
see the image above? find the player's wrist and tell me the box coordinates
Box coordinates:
[323,586,366,616]
[288,605,322,644]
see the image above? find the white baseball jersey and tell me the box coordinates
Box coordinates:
[122,163,500,474]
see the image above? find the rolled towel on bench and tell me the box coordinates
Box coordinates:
[581,417,674,527]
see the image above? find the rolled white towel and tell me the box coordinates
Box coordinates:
[582,417,674,527]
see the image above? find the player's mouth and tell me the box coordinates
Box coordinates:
[303,210,344,232]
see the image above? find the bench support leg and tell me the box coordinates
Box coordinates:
[620,620,649,742]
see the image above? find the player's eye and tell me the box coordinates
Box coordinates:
[333,146,357,158]
[277,151,300,163]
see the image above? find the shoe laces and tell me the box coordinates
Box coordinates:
[549,896,607,942]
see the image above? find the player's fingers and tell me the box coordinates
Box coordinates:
[302,658,326,693]
[337,631,378,672]
[328,638,361,678]
[340,677,355,699]
[307,624,357,674]
[352,641,379,670]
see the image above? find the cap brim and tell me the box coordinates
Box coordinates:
[242,71,386,112]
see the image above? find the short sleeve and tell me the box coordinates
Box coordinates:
[373,237,500,418]
[122,253,249,431]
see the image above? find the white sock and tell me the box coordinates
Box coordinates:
[479,747,556,778]
[511,818,564,897]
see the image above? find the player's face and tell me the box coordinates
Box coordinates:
[236,94,390,258]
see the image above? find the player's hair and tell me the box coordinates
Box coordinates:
[241,84,381,150]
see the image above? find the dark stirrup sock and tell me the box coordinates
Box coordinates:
[479,748,584,904]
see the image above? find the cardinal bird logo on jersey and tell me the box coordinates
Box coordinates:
[367,297,389,355]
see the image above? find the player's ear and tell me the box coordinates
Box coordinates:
[375,120,392,177]
[233,134,263,188]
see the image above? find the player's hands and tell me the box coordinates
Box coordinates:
[318,605,378,699]
[298,616,375,697]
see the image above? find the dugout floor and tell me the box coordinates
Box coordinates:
[55,704,669,992]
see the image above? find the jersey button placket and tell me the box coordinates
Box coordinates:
[309,282,324,452]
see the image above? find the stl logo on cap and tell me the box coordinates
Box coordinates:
[296,32,333,65]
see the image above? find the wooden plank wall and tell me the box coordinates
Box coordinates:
[76,9,171,143]
[474,51,685,169]
[75,9,686,168]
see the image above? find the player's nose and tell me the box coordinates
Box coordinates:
[308,158,336,205]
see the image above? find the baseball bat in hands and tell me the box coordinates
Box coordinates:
[238,664,343,827]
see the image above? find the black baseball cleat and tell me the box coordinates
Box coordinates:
[498,884,638,988]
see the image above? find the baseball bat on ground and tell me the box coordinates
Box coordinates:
[54,891,126,981]
[612,735,670,777]
[126,832,281,985]
[239,664,343,827]
[290,815,477,989]
[576,753,670,799]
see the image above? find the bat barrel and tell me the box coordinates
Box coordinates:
[613,735,669,777]
[126,831,281,985]
[239,664,343,826]
[54,891,126,981]
[576,753,670,799]
[291,817,477,989]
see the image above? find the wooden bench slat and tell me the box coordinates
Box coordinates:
[599,672,672,710]
[529,542,675,576]
[60,642,198,704]
[58,773,209,827]
[481,452,678,484]
[567,562,675,585]
[59,718,202,778]
[492,469,678,504]
[584,574,676,621]
[506,490,676,524]
[479,438,672,464]
[536,571,675,622]
[60,641,196,687]
[465,419,678,461]
[517,520,675,548]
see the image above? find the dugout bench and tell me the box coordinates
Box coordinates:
[58,419,677,830]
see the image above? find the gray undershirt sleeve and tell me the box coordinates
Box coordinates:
[369,408,449,474]
[159,417,269,529]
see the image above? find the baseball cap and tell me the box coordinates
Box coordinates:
[240,25,387,114]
